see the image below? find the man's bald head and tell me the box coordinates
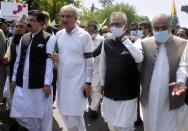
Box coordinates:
[152,14,171,32]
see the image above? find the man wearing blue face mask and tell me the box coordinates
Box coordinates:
[140,14,187,131]
[99,12,143,131]
[137,21,152,39]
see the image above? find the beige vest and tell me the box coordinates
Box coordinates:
[140,35,187,110]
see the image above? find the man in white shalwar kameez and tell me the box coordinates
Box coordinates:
[10,10,55,131]
[53,5,93,131]
[87,21,104,119]
[175,43,188,131]
[99,12,143,131]
[140,14,187,131]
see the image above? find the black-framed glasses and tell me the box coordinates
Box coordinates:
[59,14,73,19]
[110,22,124,27]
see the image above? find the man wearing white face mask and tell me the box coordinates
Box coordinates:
[87,21,104,119]
[140,14,187,131]
[99,12,143,131]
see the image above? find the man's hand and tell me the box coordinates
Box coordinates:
[84,84,91,97]
[169,82,187,96]
[10,81,16,91]
[100,86,104,96]
[43,85,51,97]
[51,52,58,61]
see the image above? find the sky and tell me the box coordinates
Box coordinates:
[81,0,188,28]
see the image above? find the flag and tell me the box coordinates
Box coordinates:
[48,19,51,26]
[51,20,56,27]
[97,18,107,31]
[171,0,179,27]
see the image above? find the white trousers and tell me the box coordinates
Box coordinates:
[62,115,86,131]
[15,99,53,131]
[108,123,134,131]
[90,86,101,111]
[179,105,188,131]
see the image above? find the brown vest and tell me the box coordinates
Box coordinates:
[140,35,187,110]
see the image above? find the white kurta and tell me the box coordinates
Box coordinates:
[90,34,104,111]
[10,34,55,124]
[56,25,93,116]
[99,38,143,129]
[176,42,188,131]
[142,43,181,131]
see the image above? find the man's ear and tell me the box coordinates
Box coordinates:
[123,24,128,31]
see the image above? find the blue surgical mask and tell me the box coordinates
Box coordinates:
[137,30,144,38]
[153,30,171,43]
[130,30,137,36]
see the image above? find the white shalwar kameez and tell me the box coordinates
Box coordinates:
[176,43,188,131]
[10,34,56,131]
[141,43,184,131]
[56,25,93,131]
[99,38,143,131]
[90,34,104,111]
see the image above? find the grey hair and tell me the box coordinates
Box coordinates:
[110,12,127,24]
[60,4,78,20]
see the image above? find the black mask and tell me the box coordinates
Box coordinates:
[13,34,23,45]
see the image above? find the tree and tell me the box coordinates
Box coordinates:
[98,0,114,7]
[28,0,81,23]
[79,3,149,26]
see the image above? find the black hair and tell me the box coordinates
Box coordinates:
[28,10,45,25]
[176,27,188,37]
[87,21,98,31]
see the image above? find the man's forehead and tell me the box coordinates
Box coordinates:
[61,9,73,15]
[152,17,169,26]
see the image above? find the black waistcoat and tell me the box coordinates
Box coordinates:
[16,30,51,89]
[10,38,17,82]
[104,38,140,100]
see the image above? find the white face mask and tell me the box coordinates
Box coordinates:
[103,32,112,38]
[111,27,125,38]
[153,30,171,43]
[91,34,96,39]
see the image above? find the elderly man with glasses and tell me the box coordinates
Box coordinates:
[99,11,143,131]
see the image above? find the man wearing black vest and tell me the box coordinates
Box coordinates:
[99,12,143,131]
[9,10,56,131]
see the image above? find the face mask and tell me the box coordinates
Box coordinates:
[153,30,171,43]
[137,30,144,38]
[91,34,96,39]
[130,30,137,36]
[103,32,112,38]
[111,27,124,38]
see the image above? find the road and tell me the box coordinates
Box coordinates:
[53,108,144,131]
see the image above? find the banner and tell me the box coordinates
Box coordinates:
[1,2,28,20]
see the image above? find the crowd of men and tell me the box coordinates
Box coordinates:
[0,4,188,131]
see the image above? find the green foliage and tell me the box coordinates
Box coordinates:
[79,3,150,26]
[28,0,81,23]
[98,0,114,7]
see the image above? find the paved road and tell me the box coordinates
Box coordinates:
[53,109,144,131]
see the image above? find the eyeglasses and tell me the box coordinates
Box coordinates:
[15,25,25,28]
[153,25,168,31]
[60,14,73,19]
[176,33,186,37]
[110,22,124,27]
